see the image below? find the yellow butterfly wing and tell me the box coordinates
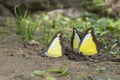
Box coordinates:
[71,28,81,50]
[79,28,98,55]
[45,32,62,57]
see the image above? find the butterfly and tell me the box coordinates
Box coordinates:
[71,27,99,56]
[71,28,81,50]
[45,31,63,57]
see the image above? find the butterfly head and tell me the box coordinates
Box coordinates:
[57,31,62,37]
[73,27,78,34]
[87,27,94,34]
[88,30,92,33]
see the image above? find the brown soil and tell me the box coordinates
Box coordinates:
[0,27,120,80]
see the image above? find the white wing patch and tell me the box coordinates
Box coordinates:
[81,33,91,45]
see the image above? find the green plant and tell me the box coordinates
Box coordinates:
[95,66,106,73]
[31,70,56,80]
[107,18,120,34]
[14,5,27,35]
[109,41,119,55]
[106,78,113,80]
[40,13,54,44]
[93,0,106,6]
[39,13,71,45]
[14,5,40,41]
[24,17,40,41]
[31,66,68,80]
[1,32,8,43]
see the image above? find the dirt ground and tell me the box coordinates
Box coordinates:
[0,27,120,80]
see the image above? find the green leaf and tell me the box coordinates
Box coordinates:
[46,67,69,77]
[31,70,45,77]
[95,66,106,73]
[46,76,56,80]
[111,43,117,50]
